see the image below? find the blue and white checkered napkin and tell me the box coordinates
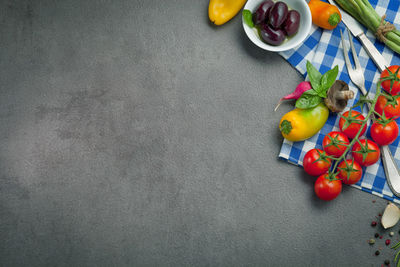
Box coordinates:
[278,0,400,203]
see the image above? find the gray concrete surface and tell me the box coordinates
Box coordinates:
[0,0,397,266]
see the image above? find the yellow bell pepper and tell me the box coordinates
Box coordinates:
[279,103,329,142]
[208,0,247,26]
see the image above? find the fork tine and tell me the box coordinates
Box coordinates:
[347,30,362,70]
[340,29,353,73]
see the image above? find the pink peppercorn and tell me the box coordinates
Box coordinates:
[385,239,391,246]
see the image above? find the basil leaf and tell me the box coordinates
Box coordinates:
[243,10,254,28]
[313,84,326,98]
[306,61,322,93]
[295,94,322,109]
[302,89,318,96]
[320,65,339,98]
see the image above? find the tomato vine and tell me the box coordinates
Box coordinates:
[305,72,400,201]
[327,80,382,174]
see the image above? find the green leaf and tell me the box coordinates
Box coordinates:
[306,61,322,93]
[320,65,339,98]
[295,94,322,109]
[243,10,254,28]
[313,84,326,98]
[302,89,319,96]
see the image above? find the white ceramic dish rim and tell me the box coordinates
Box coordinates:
[242,0,312,52]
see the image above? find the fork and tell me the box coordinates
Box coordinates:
[341,30,368,96]
[340,29,400,197]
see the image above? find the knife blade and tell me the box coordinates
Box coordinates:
[327,0,387,72]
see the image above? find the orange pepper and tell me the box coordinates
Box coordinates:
[308,0,341,30]
[208,0,247,26]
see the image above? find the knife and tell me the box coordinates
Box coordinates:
[327,0,400,197]
[327,0,387,72]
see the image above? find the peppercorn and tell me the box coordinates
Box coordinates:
[384,259,390,265]
[375,233,380,238]
[390,232,395,237]
[385,239,391,246]
[372,221,378,227]
[375,250,380,256]
[369,239,376,245]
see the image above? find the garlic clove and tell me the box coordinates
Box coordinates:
[381,203,400,229]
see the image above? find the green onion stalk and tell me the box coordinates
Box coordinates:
[334,0,400,54]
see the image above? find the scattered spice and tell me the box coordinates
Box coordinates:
[373,200,377,203]
[365,204,400,264]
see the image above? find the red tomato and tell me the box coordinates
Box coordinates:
[381,65,400,95]
[314,173,342,201]
[337,159,363,185]
[352,139,380,166]
[303,149,331,176]
[375,95,400,119]
[371,120,399,146]
[339,110,367,139]
[322,131,350,158]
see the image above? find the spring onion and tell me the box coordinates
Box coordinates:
[334,0,400,54]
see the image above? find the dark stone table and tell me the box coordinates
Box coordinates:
[0,0,395,266]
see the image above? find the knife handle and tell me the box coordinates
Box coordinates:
[381,145,400,197]
[358,34,387,72]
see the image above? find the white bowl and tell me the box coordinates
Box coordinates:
[243,0,312,52]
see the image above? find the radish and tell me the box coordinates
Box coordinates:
[274,81,312,111]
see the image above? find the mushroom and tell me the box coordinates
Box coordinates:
[324,80,355,112]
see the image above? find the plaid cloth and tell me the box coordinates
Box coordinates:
[278,0,400,203]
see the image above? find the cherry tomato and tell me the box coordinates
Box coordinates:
[337,159,363,185]
[303,148,331,176]
[375,95,400,119]
[371,120,399,146]
[339,110,366,139]
[314,173,342,201]
[352,139,380,166]
[381,65,400,95]
[322,131,349,158]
